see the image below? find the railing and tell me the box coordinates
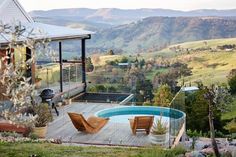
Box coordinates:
[169,86,186,148]
[119,94,134,105]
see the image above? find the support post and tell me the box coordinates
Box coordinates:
[59,42,63,92]
[81,39,86,92]
[26,47,35,83]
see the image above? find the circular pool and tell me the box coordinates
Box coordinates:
[95,106,185,124]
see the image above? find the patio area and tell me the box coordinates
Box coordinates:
[46,102,153,147]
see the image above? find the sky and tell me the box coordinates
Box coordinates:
[18,0,236,12]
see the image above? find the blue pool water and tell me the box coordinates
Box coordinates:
[95,106,185,124]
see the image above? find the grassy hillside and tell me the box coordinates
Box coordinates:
[178,51,236,85]
[90,38,236,85]
[141,38,236,85]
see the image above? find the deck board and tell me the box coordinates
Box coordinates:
[46,102,152,146]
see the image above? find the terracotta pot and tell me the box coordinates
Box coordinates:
[33,126,47,138]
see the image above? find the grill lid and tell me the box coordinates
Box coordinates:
[40,88,54,99]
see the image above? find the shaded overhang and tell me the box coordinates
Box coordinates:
[0,22,94,46]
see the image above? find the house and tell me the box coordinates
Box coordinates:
[182,86,199,93]
[0,0,93,101]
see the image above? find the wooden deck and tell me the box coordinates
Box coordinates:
[46,102,152,146]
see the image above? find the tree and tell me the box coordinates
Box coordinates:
[139,59,145,69]
[228,69,236,94]
[0,22,50,125]
[86,57,94,72]
[107,49,114,55]
[154,84,173,106]
[153,71,177,91]
[204,85,231,157]
[185,90,209,132]
[135,79,154,104]
[119,56,128,63]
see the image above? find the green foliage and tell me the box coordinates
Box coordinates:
[151,115,168,135]
[1,132,21,138]
[222,97,236,120]
[228,69,236,94]
[154,84,173,107]
[185,89,222,132]
[119,56,129,63]
[107,86,117,92]
[34,103,53,127]
[224,119,236,133]
[29,133,39,140]
[107,49,115,55]
[139,59,145,68]
[106,60,119,66]
[135,79,154,105]
[187,129,202,138]
[86,57,94,72]
[89,85,106,92]
[88,85,118,93]
[143,101,153,106]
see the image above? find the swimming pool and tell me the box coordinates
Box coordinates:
[95,106,185,124]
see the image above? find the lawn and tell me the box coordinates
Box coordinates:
[0,143,186,157]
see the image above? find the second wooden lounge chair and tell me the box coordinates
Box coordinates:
[68,112,109,134]
[129,116,154,135]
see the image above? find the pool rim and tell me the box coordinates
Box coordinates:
[95,105,186,120]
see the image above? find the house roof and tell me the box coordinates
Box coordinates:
[0,22,92,45]
[182,86,199,92]
[0,0,33,23]
[0,0,93,45]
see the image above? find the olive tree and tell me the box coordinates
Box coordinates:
[0,22,52,125]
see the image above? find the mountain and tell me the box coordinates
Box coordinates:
[29,8,236,54]
[30,8,236,26]
[88,17,236,53]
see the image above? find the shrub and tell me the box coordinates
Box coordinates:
[151,115,168,135]
[228,69,236,94]
[34,103,53,127]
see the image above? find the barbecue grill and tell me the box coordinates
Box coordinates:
[40,89,59,116]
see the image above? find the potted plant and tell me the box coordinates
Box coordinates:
[33,103,53,138]
[149,115,168,145]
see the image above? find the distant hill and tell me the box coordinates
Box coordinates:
[88,17,236,53]
[30,8,236,26]
[30,8,236,54]
[165,38,236,85]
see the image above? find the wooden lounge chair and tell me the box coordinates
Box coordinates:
[68,112,109,134]
[129,116,154,135]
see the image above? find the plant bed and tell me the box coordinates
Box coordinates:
[0,122,30,137]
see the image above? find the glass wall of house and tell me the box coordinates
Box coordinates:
[35,39,83,97]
